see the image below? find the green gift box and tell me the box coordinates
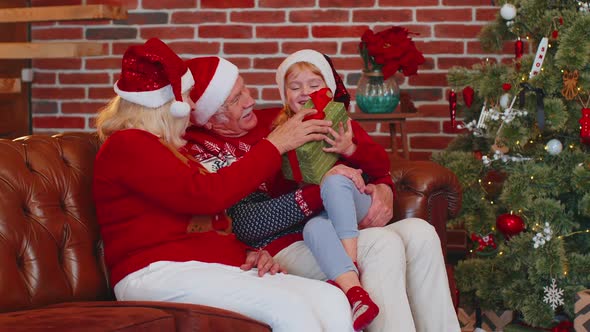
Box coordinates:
[281,99,349,184]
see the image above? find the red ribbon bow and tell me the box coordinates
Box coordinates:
[302,88,332,121]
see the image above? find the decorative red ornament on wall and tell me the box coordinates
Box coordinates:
[496,213,525,238]
[580,108,590,146]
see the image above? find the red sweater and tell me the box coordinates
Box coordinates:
[93,129,282,286]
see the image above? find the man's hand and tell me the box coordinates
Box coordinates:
[267,108,332,154]
[241,249,286,277]
[322,164,365,192]
[359,183,393,229]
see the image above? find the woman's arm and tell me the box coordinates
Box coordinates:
[97,129,282,215]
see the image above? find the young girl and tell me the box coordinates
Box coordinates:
[275,49,394,331]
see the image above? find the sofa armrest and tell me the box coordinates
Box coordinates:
[390,159,462,257]
[50,301,271,332]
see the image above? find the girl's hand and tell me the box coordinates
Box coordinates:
[323,118,356,157]
[322,164,365,192]
[241,249,286,277]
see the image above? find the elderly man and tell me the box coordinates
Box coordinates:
[182,56,460,332]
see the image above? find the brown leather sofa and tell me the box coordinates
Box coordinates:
[0,133,462,331]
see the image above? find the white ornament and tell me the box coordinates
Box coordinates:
[500,93,511,109]
[543,278,565,310]
[500,4,517,20]
[529,38,548,79]
[546,139,563,155]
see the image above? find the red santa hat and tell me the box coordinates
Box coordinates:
[275,49,336,105]
[114,38,194,117]
[185,56,239,125]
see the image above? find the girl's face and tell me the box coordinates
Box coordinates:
[284,64,327,113]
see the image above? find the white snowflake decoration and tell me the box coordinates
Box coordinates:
[533,222,553,248]
[543,278,564,310]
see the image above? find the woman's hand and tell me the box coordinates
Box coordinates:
[241,249,286,277]
[267,108,332,154]
[323,118,356,157]
[322,164,365,192]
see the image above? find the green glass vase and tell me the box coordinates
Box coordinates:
[355,70,400,114]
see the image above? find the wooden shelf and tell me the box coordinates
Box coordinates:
[0,42,104,59]
[0,78,21,94]
[0,4,127,23]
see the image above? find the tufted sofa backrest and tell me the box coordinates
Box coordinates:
[0,133,112,313]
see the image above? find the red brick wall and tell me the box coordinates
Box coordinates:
[30,0,507,159]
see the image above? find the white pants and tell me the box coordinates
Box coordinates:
[275,218,461,332]
[114,261,354,332]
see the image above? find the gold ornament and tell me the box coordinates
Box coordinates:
[491,137,509,154]
[561,70,579,100]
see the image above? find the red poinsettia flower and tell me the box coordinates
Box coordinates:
[359,26,425,79]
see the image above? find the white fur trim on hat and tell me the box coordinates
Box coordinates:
[194,57,239,125]
[114,69,194,109]
[275,49,336,104]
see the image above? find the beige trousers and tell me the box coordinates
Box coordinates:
[274,217,461,332]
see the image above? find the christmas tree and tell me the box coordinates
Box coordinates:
[432,0,590,328]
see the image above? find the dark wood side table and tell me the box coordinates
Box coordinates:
[350,111,421,159]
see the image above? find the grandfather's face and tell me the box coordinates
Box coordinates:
[206,76,258,138]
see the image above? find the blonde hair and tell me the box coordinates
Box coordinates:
[96,94,190,148]
[273,61,325,128]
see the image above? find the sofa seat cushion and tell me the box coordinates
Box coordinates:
[0,306,174,331]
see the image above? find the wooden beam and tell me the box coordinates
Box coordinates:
[0,5,127,23]
[0,78,21,94]
[0,42,105,59]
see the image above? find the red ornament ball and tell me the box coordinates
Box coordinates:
[496,213,525,238]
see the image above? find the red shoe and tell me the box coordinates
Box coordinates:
[346,286,379,331]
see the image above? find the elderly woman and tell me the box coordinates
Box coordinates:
[92,38,354,332]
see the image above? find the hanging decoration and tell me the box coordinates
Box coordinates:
[546,138,563,155]
[529,37,548,79]
[449,89,457,128]
[462,86,474,107]
[561,70,579,100]
[580,108,590,145]
[500,83,512,109]
[515,37,524,70]
[520,82,546,130]
[543,278,565,311]
[471,233,497,252]
[496,213,525,239]
[533,222,553,248]
[500,3,517,20]
[551,16,564,39]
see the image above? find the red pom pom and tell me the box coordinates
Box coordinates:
[502,83,512,91]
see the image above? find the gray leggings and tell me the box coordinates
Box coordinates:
[302,174,372,280]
